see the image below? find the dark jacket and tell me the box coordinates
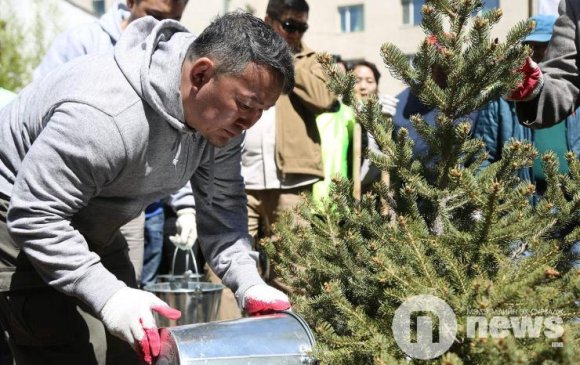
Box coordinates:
[516,0,580,128]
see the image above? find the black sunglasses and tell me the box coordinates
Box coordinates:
[275,18,308,34]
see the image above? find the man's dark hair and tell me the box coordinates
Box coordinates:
[266,0,309,19]
[186,11,295,93]
[353,60,381,84]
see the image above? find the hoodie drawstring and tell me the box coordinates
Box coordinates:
[172,132,215,206]
[206,146,215,206]
[172,135,183,168]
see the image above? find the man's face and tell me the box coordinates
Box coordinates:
[182,61,283,147]
[127,0,187,22]
[266,10,308,54]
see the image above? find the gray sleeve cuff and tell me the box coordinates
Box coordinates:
[72,264,127,315]
[168,182,195,211]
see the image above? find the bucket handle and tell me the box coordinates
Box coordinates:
[170,244,200,283]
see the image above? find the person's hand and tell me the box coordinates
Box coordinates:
[380,94,399,116]
[506,56,544,101]
[100,287,181,364]
[169,208,197,250]
[242,284,291,315]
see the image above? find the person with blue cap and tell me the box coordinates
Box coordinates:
[507,0,580,129]
[473,14,579,267]
[473,14,579,190]
[520,14,557,60]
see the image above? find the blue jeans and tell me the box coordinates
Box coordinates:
[141,211,165,287]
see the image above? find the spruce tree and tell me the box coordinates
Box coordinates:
[264,1,579,364]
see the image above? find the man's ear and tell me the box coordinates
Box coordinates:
[126,0,135,9]
[190,57,215,88]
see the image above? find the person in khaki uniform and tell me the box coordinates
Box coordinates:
[241,0,337,292]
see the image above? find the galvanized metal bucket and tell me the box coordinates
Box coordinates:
[156,273,205,283]
[144,281,224,327]
[145,245,222,326]
[155,311,318,364]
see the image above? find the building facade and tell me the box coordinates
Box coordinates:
[67,0,554,95]
[182,0,545,95]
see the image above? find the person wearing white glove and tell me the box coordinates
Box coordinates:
[0,12,295,365]
[100,287,181,364]
[239,284,291,315]
[169,207,197,250]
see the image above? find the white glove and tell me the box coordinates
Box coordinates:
[380,94,399,116]
[241,284,291,316]
[100,287,181,364]
[169,208,197,250]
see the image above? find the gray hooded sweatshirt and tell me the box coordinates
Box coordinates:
[0,18,263,315]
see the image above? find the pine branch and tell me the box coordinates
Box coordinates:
[268,1,579,363]
[316,52,356,106]
[380,43,418,87]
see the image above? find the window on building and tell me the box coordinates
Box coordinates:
[473,0,500,16]
[402,0,424,26]
[339,5,365,33]
[482,0,500,11]
[93,0,105,16]
[402,1,500,26]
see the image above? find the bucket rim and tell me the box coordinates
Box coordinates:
[156,273,204,279]
[281,310,316,346]
[143,282,225,293]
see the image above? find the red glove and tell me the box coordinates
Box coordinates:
[100,287,181,364]
[242,284,291,315]
[507,56,544,101]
